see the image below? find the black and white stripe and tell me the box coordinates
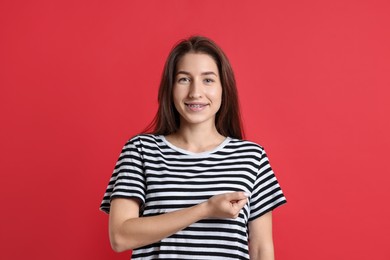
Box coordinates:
[100,134,286,259]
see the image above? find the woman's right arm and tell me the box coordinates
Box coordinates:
[109,191,248,252]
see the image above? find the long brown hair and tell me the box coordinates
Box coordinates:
[145,35,244,139]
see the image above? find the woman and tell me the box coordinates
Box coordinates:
[100,36,286,260]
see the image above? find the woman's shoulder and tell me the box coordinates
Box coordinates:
[227,137,266,153]
[118,134,163,155]
[126,133,162,145]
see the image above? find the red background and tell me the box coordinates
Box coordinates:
[1,0,389,259]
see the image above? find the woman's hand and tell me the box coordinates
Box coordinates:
[204,191,249,219]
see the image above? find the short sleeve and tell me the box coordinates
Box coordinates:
[100,137,146,214]
[249,147,287,221]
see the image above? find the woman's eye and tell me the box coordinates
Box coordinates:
[178,77,190,83]
[204,78,215,83]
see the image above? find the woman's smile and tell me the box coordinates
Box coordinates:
[185,102,209,111]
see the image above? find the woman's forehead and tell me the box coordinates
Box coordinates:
[176,53,219,75]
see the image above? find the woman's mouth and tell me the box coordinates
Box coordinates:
[185,103,208,111]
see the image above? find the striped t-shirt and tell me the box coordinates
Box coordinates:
[100,134,286,259]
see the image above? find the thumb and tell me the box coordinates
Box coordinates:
[231,194,248,215]
[235,197,248,209]
[228,191,250,201]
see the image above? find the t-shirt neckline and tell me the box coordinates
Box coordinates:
[160,135,231,156]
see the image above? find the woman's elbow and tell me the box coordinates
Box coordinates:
[110,235,125,252]
[110,233,135,252]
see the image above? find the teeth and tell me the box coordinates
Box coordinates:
[188,104,203,108]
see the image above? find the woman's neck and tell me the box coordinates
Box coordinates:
[166,125,226,153]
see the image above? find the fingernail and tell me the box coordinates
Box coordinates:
[244,192,251,197]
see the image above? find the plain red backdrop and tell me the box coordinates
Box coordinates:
[1,0,389,259]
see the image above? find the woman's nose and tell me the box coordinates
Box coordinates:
[188,79,202,98]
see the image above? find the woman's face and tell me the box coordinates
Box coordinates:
[173,52,222,129]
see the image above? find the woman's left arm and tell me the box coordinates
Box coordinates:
[248,211,275,260]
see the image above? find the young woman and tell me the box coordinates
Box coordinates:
[100,36,286,260]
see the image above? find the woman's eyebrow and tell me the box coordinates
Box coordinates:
[201,71,218,76]
[176,70,191,76]
[176,70,218,76]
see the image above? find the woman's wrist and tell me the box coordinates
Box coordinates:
[194,200,210,219]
